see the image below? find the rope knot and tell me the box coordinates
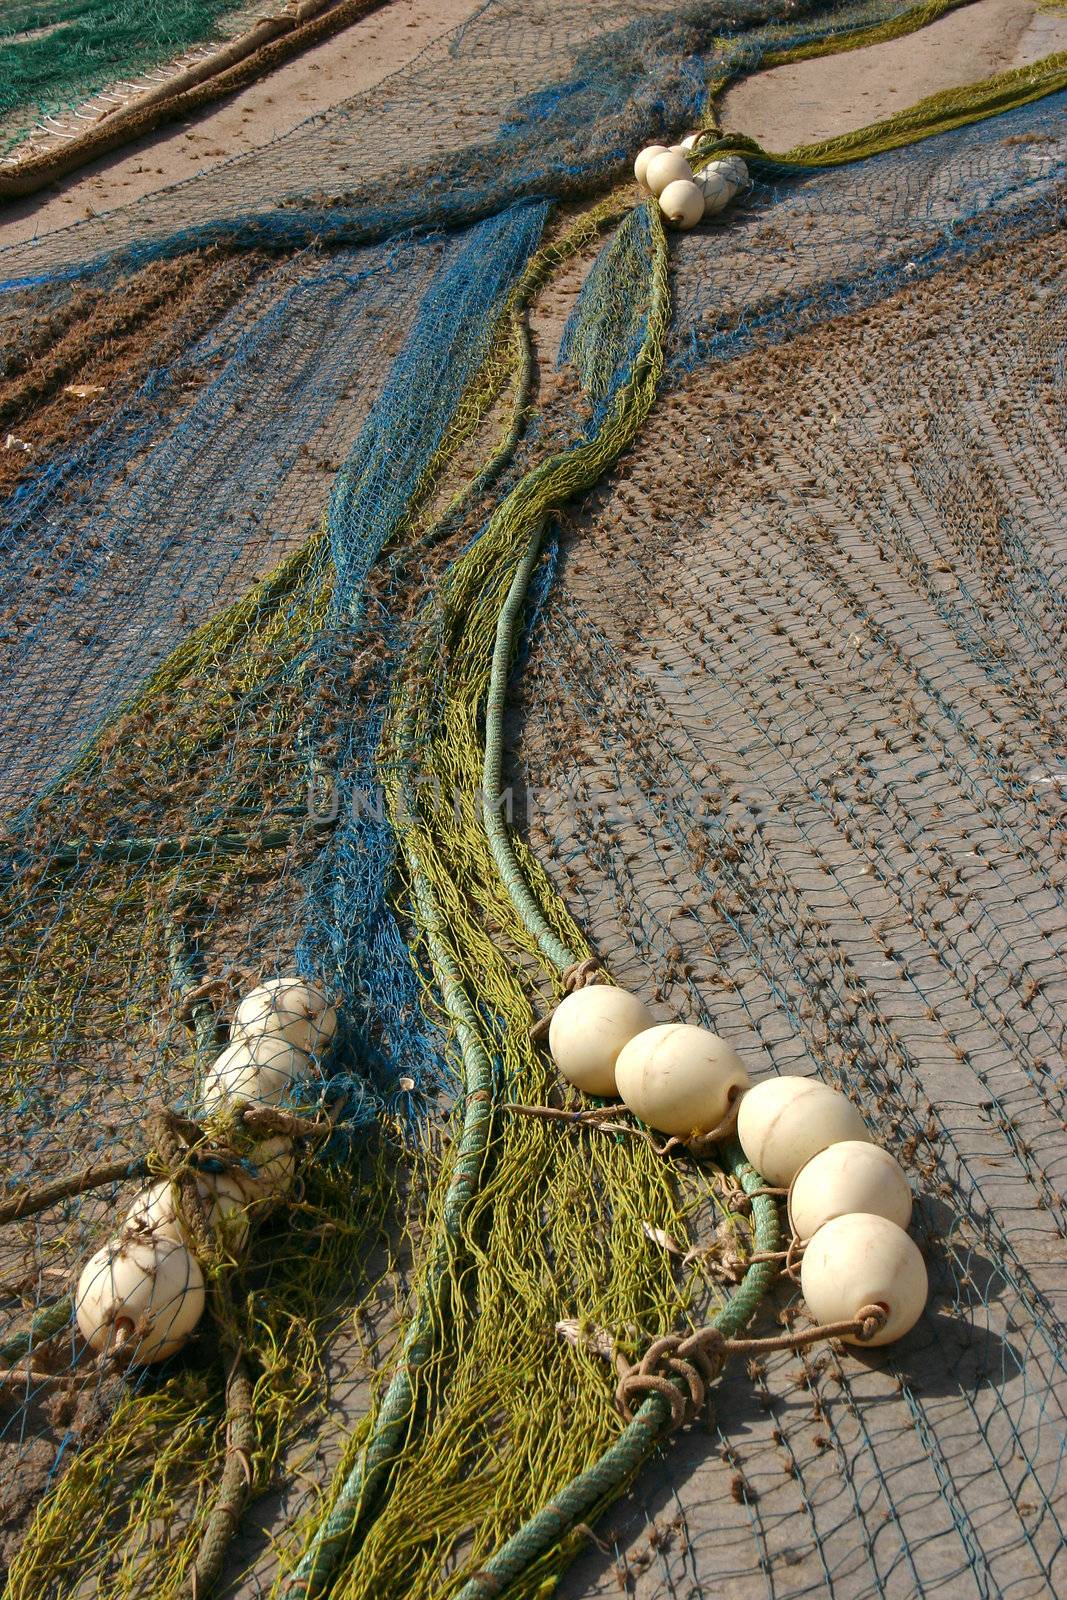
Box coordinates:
[612,1299,890,1435]
[561,958,602,993]
[852,1303,889,1343]
[529,959,603,1041]
[143,1108,234,1269]
[615,1323,728,1432]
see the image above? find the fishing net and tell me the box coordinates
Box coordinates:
[0,0,294,158]
[0,1,1064,1598]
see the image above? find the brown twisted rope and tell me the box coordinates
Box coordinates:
[501,1087,743,1157]
[500,1101,623,1126]
[239,1103,338,1141]
[0,1157,148,1226]
[0,1103,336,1230]
[528,957,603,1041]
[0,1363,67,1390]
[175,974,236,1021]
[724,1183,788,1212]
[745,1233,806,1281]
[615,1304,888,1431]
[189,1342,256,1599]
[147,1110,219,1266]
[643,1088,743,1158]
[166,955,328,1598]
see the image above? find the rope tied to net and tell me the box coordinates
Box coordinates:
[501,1084,742,1156]
[145,1108,220,1269]
[528,956,603,1040]
[615,1304,888,1432]
[0,1102,336,1230]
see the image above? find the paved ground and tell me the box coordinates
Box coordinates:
[721,0,1067,147]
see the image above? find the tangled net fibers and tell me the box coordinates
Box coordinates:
[0,2,1065,1598]
[0,0,293,158]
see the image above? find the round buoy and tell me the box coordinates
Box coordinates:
[634,144,668,187]
[614,1023,750,1138]
[736,1075,870,1186]
[200,1034,310,1115]
[658,179,705,231]
[124,1174,251,1254]
[697,170,733,214]
[548,986,654,1097]
[789,1141,912,1240]
[800,1212,927,1346]
[76,1236,205,1362]
[697,157,748,214]
[231,977,337,1054]
[234,1136,296,1202]
[644,149,694,198]
[714,154,749,187]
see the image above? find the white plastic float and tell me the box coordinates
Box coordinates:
[736,1074,871,1187]
[231,977,337,1053]
[800,1211,928,1346]
[789,1140,912,1241]
[614,1022,750,1138]
[125,1172,251,1254]
[76,1235,206,1362]
[549,985,654,1097]
[74,974,334,1363]
[633,136,749,229]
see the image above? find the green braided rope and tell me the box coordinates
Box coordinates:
[483,530,574,969]
[453,1146,779,1600]
[0,1295,74,1365]
[286,722,498,1600]
[283,220,559,1600]
[481,202,669,973]
[166,923,223,1085]
[461,202,783,1595]
[702,44,1067,170]
[286,489,510,1600]
[287,201,643,1600]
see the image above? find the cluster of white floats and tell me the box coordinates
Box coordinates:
[75,978,336,1363]
[549,987,928,1346]
[634,134,749,230]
